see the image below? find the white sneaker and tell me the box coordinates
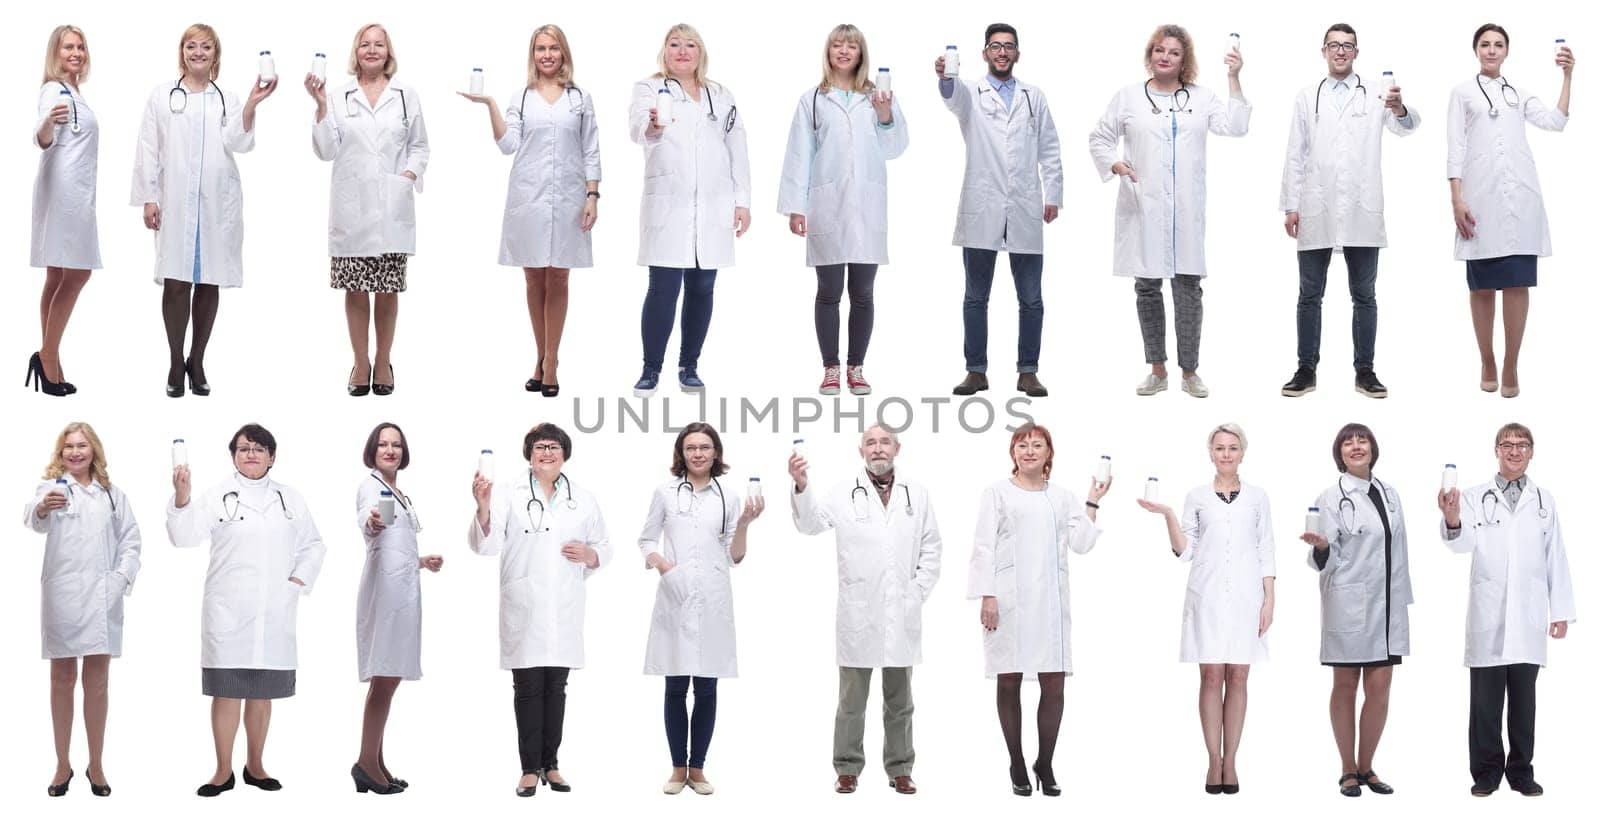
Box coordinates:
[1135,373,1169,396]
[1182,374,1209,398]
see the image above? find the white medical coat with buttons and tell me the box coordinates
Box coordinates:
[1279,78,1420,250]
[496,85,600,269]
[130,82,254,287]
[312,80,429,257]
[1089,84,1250,278]
[941,77,1062,254]
[355,473,423,681]
[967,480,1100,678]
[1307,475,1413,663]
[792,470,942,668]
[629,78,751,269]
[167,474,327,670]
[32,83,102,270]
[1446,76,1566,261]
[468,474,611,670]
[1176,483,1275,663]
[777,88,908,266]
[1441,477,1577,667]
[639,479,743,678]
[26,479,141,659]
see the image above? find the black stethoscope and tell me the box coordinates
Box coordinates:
[525,472,576,533]
[370,471,421,532]
[1478,75,1520,117]
[1314,74,1367,121]
[221,488,292,522]
[1145,79,1192,114]
[851,478,912,521]
[346,87,409,127]
[515,84,585,124]
[663,77,737,134]
[977,82,1035,121]
[57,84,81,134]
[675,476,727,536]
[1335,475,1396,535]
[1478,485,1547,527]
[169,78,227,126]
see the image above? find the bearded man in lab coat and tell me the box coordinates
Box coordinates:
[790,425,941,795]
[1438,422,1576,797]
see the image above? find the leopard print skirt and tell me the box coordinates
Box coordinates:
[330,253,408,293]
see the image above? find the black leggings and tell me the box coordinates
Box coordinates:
[814,264,878,367]
[512,666,569,774]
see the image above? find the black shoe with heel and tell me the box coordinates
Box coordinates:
[185,358,210,396]
[1032,762,1060,797]
[352,764,401,795]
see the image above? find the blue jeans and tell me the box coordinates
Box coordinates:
[961,249,1043,374]
[1296,247,1378,370]
[664,676,718,768]
[641,266,718,371]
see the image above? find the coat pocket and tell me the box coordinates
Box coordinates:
[1323,582,1365,634]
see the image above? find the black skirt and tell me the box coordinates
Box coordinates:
[1465,255,1537,291]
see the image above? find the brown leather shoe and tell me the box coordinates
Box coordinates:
[1017,373,1048,397]
[834,775,858,794]
[889,775,918,794]
[953,372,989,396]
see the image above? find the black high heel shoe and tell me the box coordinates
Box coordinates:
[539,769,571,793]
[185,358,210,396]
[352,764,401,795]
[48,769,73,796]
[1032,762,1061,797]
[348,366,371,397]
[372,363,394,396]
[25,353,71,397]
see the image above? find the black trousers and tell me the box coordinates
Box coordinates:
[513,666,570,774]
[1468,663,1538,788]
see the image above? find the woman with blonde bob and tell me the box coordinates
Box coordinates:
[628,23,752,397]
[25,422,143,797]
[29,25,100,396]
[1138,423,1275,793]
[307,23,430,397]
[132,23,277,398]
[461,24,600,396]
[778,24,908,397]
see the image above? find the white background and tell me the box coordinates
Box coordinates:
[4,0,1593,818]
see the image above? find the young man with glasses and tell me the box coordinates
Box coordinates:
[1437,423,1575,797]
[935,23,1062,398]
[1279,23,1419,399]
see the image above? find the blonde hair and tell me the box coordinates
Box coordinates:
[818,24,874,93]
[1143,24,1198,85]
[347,23,398,78]
[1209,423,1248,452]
[526,24,575,88]
[655,23,714,90]
[176,23,221,80]
[43,422,112,489]
[43,25,90,85]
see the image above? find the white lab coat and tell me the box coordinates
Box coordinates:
[1446,76,1567,261]
[792,470,942,668]
[1279,77,1421,250]
[32,83,102,270]
[1442,477,1577,667]
[777,87,909,266]
[25,479,141,659]
[354,472,422,681]
[1307,475,1414,664]
[967,480,1100,679]
[1088,84,1250,278]
[468,473,611,670]
[130,81,254,287]
[639,479,743,678]
[629,77,751,269]
[168,474,327,670]
[1176,483,1275,663]
[941,76,1062,254]
[312,80,429,257]
[497,85,601,269]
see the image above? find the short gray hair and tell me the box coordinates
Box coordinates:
[1208,423,1247,452]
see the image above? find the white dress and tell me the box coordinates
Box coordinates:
[354,472,423,681]
[639,478,743,678]
[31,83,101,270]
[1176,483,1275,663]
[497,85,601,268]
[966,480,1100,678]
[25,479,141,658]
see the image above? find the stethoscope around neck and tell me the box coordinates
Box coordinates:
[345,86,409,127]
[1335,474,1395,535]
[525,471,576,533]
[1478,484,1547,527]
[662,77,737,133]
[1477,75,1520,117]
[220,486,292,522]
[851,477,912,521]
[169,78,227,126]
[676,476,727,536]
[1314,74,1367,121]
[1145,79,1191,114]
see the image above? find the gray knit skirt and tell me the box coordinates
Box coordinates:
[202,667,297,699]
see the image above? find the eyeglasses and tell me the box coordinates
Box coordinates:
[1323,42,1357,54]
[235,445,269,456]
[1496,442,1533,453]
[530,443,563,454]
[985,42,1019,54]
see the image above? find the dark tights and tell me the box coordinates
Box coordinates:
[997,672,1066,785]
[162,280,219,386]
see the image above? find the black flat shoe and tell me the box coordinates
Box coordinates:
[1032,762,1060,797]
[197,773,235,797]
[242,767,282,791]
[352,764,401,795]
[1359,770,1393,795]
[185,358,210,396]
[90,780,111,797]
[48,769,73,797]
[348,366,371,397]
[539,770,571,792]
[1339,772,1362,797]
[372,364,394,396]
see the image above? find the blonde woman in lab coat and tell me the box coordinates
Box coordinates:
[168,423,328,797]
[308,23,430,397]
[1299,423,1413,797]
[1139,423,1275,794]
[778,24,908,396]
[1088,25,1250,399]
[26,422,141,797]
[638,423,763,794]
[469,423,611,796]
[967,423,1108,796]
[29,26,99,397]
[350,422,443,795]
[460,24,600,397]
[131,23,277,398]
[1447,24,1574,399]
